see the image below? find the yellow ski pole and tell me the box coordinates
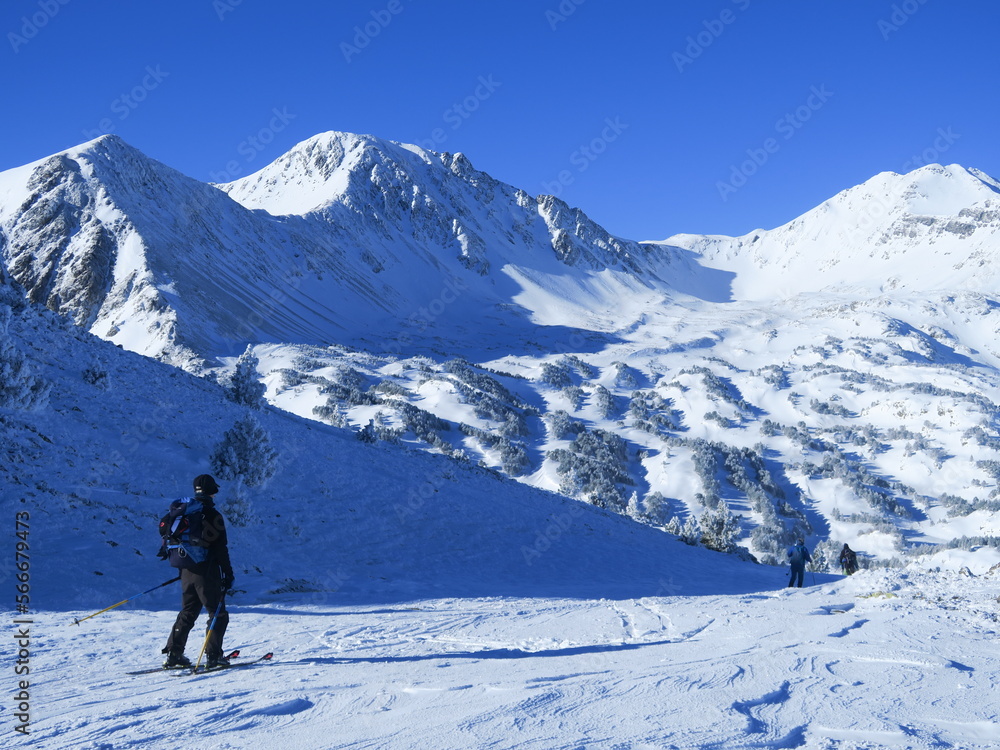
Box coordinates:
[192,593,226,673]
[72,576,181,625]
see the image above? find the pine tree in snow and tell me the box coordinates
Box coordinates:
[356,419,378,444]
[227,345,267,408]
[0,306,51,412]
[210,412,278,487]
[699,503,741,553]
[221,477,258,527]
[643,492,670,526]
[626,491,642,520]
[811,539,841,573]
[679,515,701,546]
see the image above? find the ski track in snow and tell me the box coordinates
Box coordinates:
[18,569,1000,750]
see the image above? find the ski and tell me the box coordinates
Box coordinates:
[127,649,243,676]
[190,651,273,675]
[127,664,189,676]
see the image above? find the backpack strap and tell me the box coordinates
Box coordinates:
[164,498,202,546]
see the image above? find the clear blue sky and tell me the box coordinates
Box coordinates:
[4,0,998,239]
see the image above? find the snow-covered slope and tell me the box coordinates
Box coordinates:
[249,284,1000,573]
[219,131,664,277]
[7,137,1000,747]
[4,280,1000,749]
[35,567,1000,750]
[6,133,1000,575]
[1,274,724,607]
[664,164,1000,300]
[0,136,368,368]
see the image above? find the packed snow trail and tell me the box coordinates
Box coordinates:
[18,567,1000,750]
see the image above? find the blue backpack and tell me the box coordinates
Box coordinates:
[158,498,210,570]
[788,544,810,566]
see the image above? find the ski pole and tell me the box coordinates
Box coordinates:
[72,576,181,625]
[193,593,227,673]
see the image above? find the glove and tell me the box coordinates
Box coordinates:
[221,571,235,593]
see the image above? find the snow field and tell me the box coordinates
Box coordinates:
[25,567,1000,750]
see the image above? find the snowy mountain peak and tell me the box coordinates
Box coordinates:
[666,162,1000,300]
[854,162,1000,217]
[0,133,674,367]
[217,130,495,220]
[217,130,412,215]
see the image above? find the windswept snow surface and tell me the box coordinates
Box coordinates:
[25,569,1000,750]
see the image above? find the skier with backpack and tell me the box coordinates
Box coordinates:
[786,538,811,588]
[839,543,859,575]
[159,474,235,669]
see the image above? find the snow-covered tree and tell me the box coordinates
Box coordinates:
[664,515,682,537]
[356,419,378,443]
[699,503,741,553]
[210,412,277,487]
[643,492,670,526]
[679,515,701,545]
[539,361,572,388]
[612,361,639,388]
[594,384,617,419]
[221,477,258,527]
[626,491,642,520]
[811,539,842,573]
[82,355,110,390]
[227,345,266,408]
[0,305,51,412]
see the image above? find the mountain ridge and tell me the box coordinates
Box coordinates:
[0,133,682,368]
[5,132,1000,570]
[664,163,1000,300]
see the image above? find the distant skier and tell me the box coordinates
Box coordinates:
[159,474,235,669]
[839,543,859,575]
[787,538,811,588]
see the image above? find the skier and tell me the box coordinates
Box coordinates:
[839,543,858,575]
[787,538,811,588]
[161,474,235,669]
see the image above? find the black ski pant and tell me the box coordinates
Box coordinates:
[164,567,228,659]
[788,564,805,588]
